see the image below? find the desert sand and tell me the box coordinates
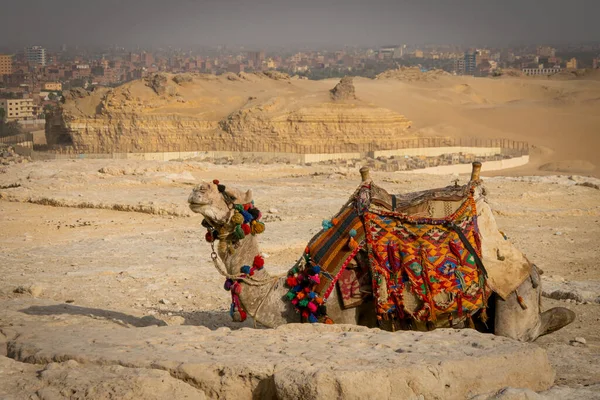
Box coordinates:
[0,156,599,399]
[1,72,600,399]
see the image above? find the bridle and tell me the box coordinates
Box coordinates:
[200,180,279,326]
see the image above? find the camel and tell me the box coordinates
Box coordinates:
[188,164,575,341]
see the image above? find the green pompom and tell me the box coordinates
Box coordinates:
[299,299,309,307]
[286,291,296,300]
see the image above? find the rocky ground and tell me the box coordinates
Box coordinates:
[0,159,599,399]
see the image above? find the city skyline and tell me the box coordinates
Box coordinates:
[1,0,598,48]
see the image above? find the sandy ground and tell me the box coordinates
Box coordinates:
[0,159,599,398]
[355,75,600,178]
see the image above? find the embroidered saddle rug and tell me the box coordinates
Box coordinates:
[285,182,492,326]
[363,194,487,324]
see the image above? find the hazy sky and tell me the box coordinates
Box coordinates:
[1,0,598,48]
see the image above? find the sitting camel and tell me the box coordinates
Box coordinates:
[188,164,575,341]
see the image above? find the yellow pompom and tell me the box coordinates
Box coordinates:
[251,221,266,235]
[231,212,244,225]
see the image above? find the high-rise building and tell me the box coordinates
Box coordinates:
[453,58,466,75]
[26,46,46,66]
[0,54,12,76]
[464,51,477,75]
[247,51,265,69]
[475,49,490,66]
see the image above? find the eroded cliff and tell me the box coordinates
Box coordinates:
[47,74,412,153]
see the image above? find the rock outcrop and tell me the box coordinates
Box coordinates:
[330,76,356,101]
[377,67,450,82]
[45,74,411,153]
[0,299,555,400]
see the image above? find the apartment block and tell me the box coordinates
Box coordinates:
[0,54,12,76]
[0,98,35,122]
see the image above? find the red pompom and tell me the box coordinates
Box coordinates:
[205,231,214,242]
[241,223,251,235]
[286,277,297,287]
[253,255,265,268]
[243,203,251,211]
[212,179,220,185]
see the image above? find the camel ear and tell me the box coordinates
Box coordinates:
[224,187,253,204]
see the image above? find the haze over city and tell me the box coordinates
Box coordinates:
[1,0,599,47]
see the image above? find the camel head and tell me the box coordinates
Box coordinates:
[188,181,253,225]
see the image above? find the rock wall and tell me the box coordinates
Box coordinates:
[46,74,412,153]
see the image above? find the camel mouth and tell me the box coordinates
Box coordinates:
[188,202,208,213]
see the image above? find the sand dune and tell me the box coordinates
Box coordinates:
[355,74,600,176]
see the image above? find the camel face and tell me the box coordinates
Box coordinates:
[188,182,254,224]
[188,182,231,223]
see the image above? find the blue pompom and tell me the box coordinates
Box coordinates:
[308,314,318,323]
[293,285,303,293]
[240,265,251,274]
[322,219,333,231]
[308,291,317,299]
[241,210,253,223]
[312,265,321,274]
[349,229,357,238]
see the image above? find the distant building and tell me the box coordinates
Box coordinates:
[0,54,12,76]
[0,98,35,122]
[247,51,265,70]
[379,46,403,59]
[26,46,46,66]
[43,82,62,91]
[522,67,561,76]
[227,63,244,74]
[536,46,556,58]
[593,58,599,69]
[566,58,578,70]
[475,49,490,66]
[414,49,424,58]
[140,52,153,68]
[453,58,466,75]
[464,51,477,75]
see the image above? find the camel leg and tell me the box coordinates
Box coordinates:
[325,289,359,325]
[495,265,575,341]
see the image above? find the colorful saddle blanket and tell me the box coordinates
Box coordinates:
[364,195,487,324]
[285,184,488,325]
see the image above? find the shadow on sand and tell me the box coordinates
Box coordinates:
[19,304,263,330]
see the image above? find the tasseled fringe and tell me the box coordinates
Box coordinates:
[516,290,528,310]
[479,308,489,324]
[466,313,475,329]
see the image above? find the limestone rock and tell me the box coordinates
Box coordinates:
[2,305,555,400]
[542,278,600,304]
[330,76,357,101]
[145,73,169,95]
[45,74,411,153]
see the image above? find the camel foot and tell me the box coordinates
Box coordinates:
[539,307,576,337]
